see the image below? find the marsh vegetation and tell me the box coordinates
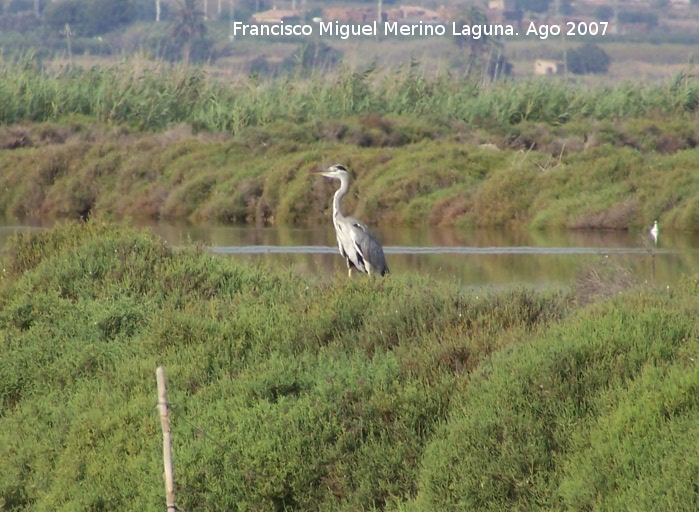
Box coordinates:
[2,60,699,230]
[1,222,698,510]
[1,57,699,510]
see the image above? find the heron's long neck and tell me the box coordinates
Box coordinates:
[333,176,349,221]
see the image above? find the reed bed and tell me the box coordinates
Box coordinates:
[2,58,698,132]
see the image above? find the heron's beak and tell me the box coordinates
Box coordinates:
[312,169,331,178]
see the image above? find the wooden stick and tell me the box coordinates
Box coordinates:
[156,367,176,511]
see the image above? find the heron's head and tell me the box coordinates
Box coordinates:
[315,164,350,181]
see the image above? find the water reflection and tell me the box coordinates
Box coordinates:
[1,219,697,290]
[109,221,699,289]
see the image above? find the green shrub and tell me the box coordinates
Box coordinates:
[410,291,699,510]
[1,222,697,510]
[0,221,571,510]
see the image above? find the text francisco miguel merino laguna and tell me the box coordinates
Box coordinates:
[232,20,517,39]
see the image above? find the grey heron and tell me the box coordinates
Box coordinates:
[314,164,389,277]
[650,220,658,244]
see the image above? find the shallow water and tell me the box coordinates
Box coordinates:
[2,220,696,290]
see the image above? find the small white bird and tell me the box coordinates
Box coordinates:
[649,221,659,244]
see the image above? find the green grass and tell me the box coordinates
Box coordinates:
[0,221,697,510]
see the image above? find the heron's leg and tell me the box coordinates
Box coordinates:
[346,258,354,278]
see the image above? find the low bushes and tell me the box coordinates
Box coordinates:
[1,222,697,510]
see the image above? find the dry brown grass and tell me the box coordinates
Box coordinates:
[573,258,638,306]
[428,194,473,226]
[0,126,32,149]
[569,198,640,230]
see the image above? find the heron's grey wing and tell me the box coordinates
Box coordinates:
[346,217,389,276]
[334,218,363,271]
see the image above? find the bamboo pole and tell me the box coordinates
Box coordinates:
[156,367,176,512]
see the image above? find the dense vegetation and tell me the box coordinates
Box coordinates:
[0,222,697,510]
[2,60,699,131]
[2,17,698,509]
[1,61,699,229]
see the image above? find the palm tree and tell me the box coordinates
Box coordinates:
[171,0,207,66]
[454,6,511,83]
[454,7,490,75]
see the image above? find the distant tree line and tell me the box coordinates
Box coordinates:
[43,0,138,37]
[0,0,232,63]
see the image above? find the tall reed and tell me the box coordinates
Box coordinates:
[2,57,698,132]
